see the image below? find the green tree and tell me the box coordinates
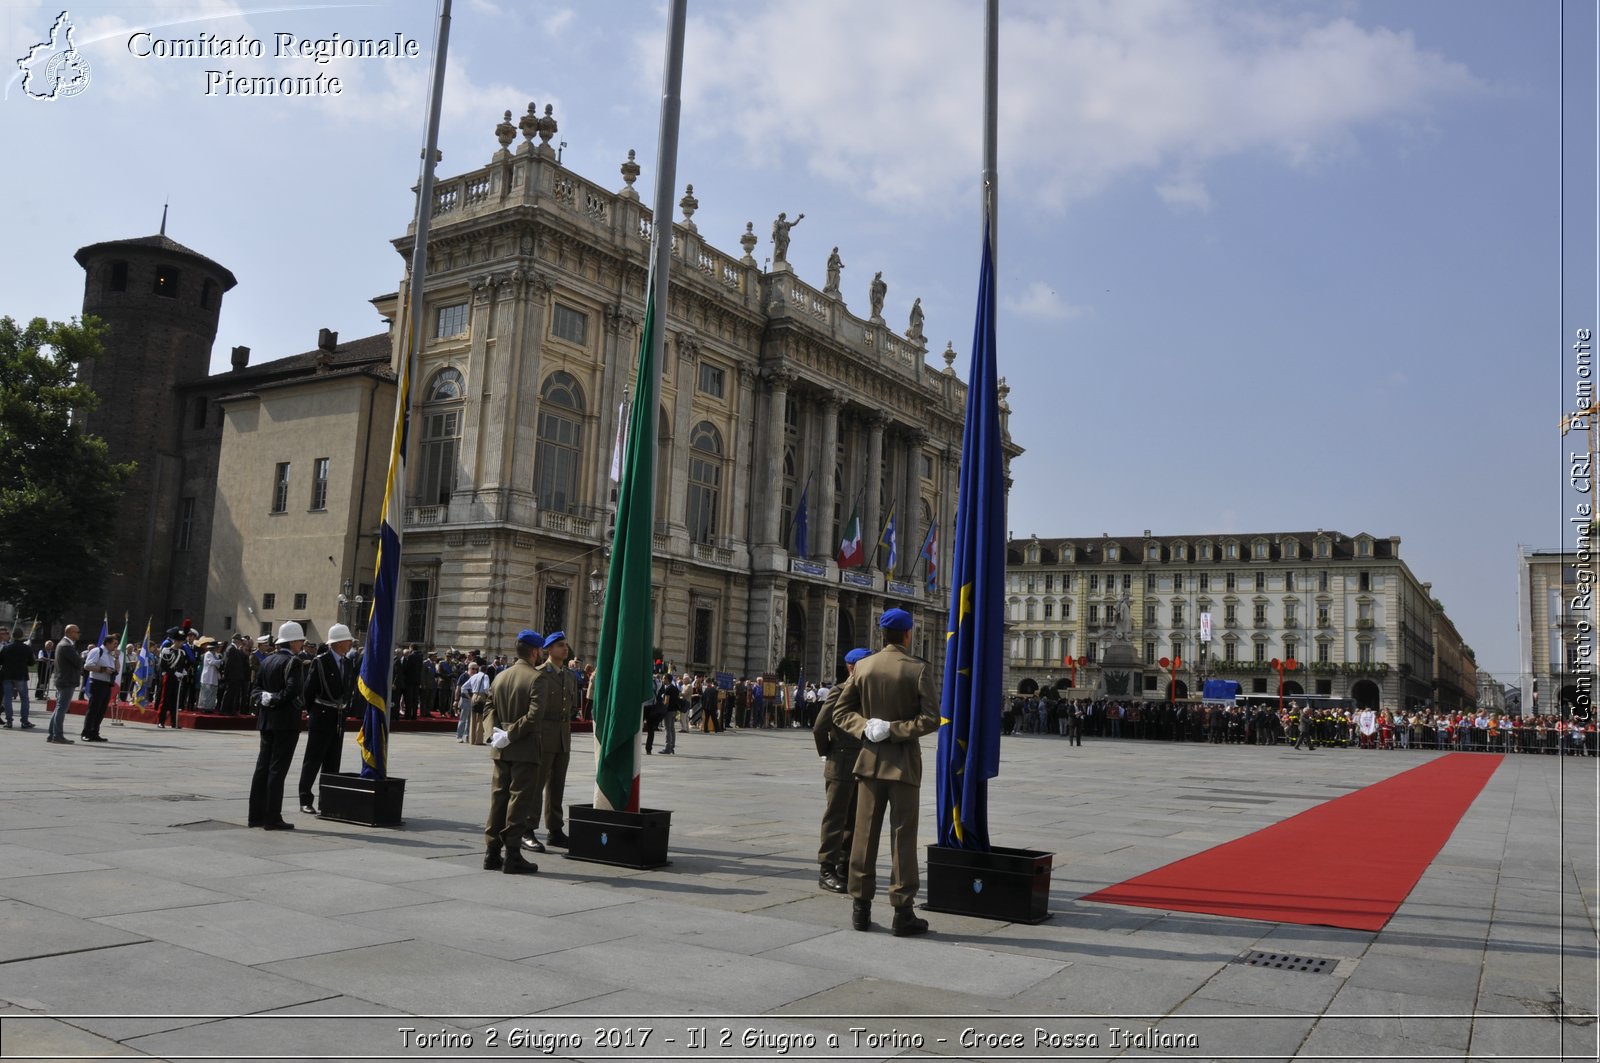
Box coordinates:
[0,316,133,627]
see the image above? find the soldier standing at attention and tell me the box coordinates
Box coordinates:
[523,631,580,854]
[813,647,870,894]
[483,630,544,875]
[832,608,939,936]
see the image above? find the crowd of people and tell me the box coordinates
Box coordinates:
[1001,695,1597,755]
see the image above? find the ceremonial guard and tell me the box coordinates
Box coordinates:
[813,647,869,893]
[482,630,544,874]
[297,623,355,815]
[248,621,307,830]
[523,631,580,854]
[831,609,939,936]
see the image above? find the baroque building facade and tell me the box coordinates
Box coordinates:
[198,106,1018,682]
[1006,530,1470,711]
[1517,545,1593,717]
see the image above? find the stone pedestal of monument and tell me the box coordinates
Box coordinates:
[1098,639,1143,700]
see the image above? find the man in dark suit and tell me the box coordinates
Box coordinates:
[47,624,83,744]
[297,623,355,815]
[813,647,869,893]
[221,634,251,715]
[831,609,939,936]
[248,622,307,830]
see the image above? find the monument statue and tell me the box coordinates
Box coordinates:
[907,297,924,340]
[772,211,804,264]
[869,271,887,320]
[1113,590,1133,641]
[825,247,843,293]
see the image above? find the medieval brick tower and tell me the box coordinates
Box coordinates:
[73,230,237,632]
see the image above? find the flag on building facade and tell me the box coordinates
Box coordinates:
[591,274,660,812]
[935,218,1006,851]
[837,503,864,568]
[877,504,898,569]
[792,478,810,557]
[919,522,939,592]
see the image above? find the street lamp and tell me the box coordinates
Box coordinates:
[588,568,604,606]
[1062,654,1088,689]
[1270,656,1299,717]
[337,578,366,633]
[1159,655,1183,703]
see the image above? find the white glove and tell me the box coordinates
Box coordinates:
[864,718,891,743]
[490,728,510,749]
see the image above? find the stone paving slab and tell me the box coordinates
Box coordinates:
[0,722,1592,1062]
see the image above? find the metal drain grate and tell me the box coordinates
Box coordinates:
[1236,950,1335,974]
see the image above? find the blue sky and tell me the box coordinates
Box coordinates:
[2,0,1594,684]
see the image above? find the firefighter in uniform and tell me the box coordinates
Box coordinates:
[813,647,870,893]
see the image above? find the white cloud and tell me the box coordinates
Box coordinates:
[671,0,1479,214]
[543,9,576,36]
[1005,281,1086,321]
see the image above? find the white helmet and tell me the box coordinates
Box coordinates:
[326,623,354,644]
[276,620,306,645]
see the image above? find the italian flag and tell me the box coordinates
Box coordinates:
[837,504,865,568]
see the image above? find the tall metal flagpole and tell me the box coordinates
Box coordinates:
[648,0,687,448]
[389,0,452,646]
[983,0,998,257]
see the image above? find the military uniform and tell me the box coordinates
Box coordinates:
[812,675,863,888]
[832,641,938,911]
[484,657,543,852]
[534,658,581,844]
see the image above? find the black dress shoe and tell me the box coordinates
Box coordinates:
[19,722,35,729]
[263,821,295,831]
[851,899,871,931]
[545,829,569,849]
[521,834,546,853]
[299,802,318,815]
[819,868,847,894]
[483,845,504,871]
[891,904,929,937]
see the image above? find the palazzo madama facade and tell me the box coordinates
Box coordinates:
[292,106,1025,682]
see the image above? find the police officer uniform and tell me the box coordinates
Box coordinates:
[813,647,869,893]
[297,623,355,814]
[832,609,939,936]
[483,630,545,874]
[248,622,307,829]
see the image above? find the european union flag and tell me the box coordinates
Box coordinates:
[793,480,810,558]
[935,219,1006,851]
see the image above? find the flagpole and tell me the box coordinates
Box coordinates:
[649,0,687,446]
[983,0,998,253]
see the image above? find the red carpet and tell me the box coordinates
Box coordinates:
[1081,753,1502,931]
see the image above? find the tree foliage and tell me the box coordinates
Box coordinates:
[0,316,133,626]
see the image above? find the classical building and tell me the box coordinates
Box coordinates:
[1430,606,1478,714]
[1517,545,1593,717]
[1005,530,1459,710]
[193,104,1018,680]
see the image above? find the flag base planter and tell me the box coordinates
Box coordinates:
[563,804,671,869]
[317,773,406,828]
[924,844,1053,924]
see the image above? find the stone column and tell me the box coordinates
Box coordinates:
[594,303,639,518]
[730,364,758,549]
[667,335,698,538]
[901,430,928,582]
[759,366,794,546]
[863,412,886,567]
[815,391,840,559]
[454,273,495,509]
[507,272,551,510]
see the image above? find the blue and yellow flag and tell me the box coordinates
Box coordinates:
[355,317,412,781]
[877,504,897,570]
[131,618,152,706]
[935,219,1006,851]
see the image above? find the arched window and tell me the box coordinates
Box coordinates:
[418,368,463,506]
[535,371,585,513]
[687,421,722,544]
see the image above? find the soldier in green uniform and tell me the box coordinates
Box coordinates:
[812,647,870,893]
[832,609,939,936]
[483,629,545,874]
[524,631,581,854]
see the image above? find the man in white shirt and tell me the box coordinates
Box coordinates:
[81,633,121,743]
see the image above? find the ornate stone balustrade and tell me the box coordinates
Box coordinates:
[535,509,597,537]
[406,504,444,526]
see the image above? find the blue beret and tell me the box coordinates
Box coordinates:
[516,629,544,647]
[879,608,913,631]
[543,631,567,648]
[844,648,871,665]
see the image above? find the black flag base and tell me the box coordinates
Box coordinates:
[564,804,672,869]
[317,773,407,828]
[924,843,1053,924]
